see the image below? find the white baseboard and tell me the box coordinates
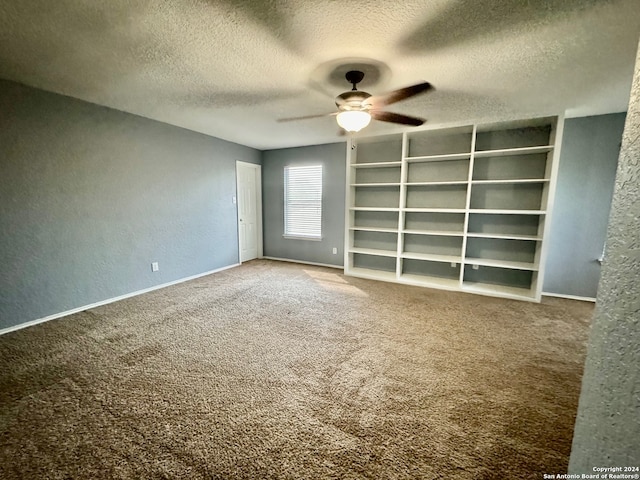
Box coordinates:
[542,292,597,303]
[0,263,240,336]
[261,256,343,270]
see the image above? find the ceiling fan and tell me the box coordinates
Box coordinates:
[279,70,434,133]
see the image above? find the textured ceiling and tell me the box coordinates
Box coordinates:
[0,0,639,150]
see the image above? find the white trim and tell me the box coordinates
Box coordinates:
[344,138,354,274]
[534,114,565,302]
[542,292,596,303]
[236,161,263,263]
[262,256,343,270]
[0,263,240,336]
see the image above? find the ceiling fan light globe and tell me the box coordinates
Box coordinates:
[336,111,371,132]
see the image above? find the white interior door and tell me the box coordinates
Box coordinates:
[236,162,262,263]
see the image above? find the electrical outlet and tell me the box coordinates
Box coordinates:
[232,195,237,204]
[472,264,479,270]
[151,262,159,272]
[332,247,338,255]
[450,262,457,268]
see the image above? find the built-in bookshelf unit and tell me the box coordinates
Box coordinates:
[344,116,563,301]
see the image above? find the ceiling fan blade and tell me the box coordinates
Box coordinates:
[277,112,337,122]
[368,82,434,108]
[371,110,426,126]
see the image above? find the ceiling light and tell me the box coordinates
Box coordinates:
[336,111,371,132]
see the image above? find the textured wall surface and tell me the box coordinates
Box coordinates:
[262,143,346,266]
[0,79,260,330]
[543,113,626,299]
[569,41,640,471]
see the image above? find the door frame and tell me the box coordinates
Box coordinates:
[236,161,263,262]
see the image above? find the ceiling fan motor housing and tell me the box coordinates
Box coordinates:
[336,91,372,110]
[336,70,372,111]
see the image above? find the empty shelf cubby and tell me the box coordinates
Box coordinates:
[467,213,542,238]
[352,253,397,273]
[354,166,401,184]
[353,210,399,230]
[354,186,400,208]
[472,152,549,181]
[465,237,537,268]
[403,234,463,258]
[470,183,544,211]
[353,230,398,253]
[475,123,552,151]
[406,126,473,157]
[402,258,461,282]
[463,265,534,291]
[404,211,466,234]
[354,138,402,164]
[406,184,468,209]
[407,159,470,183]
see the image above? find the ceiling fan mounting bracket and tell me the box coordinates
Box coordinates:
[345,70,365,90]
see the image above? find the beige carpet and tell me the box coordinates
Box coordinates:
[0,259,593,479]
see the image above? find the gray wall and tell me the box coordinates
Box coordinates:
[0,79,260,330]
[543,113,626,299]
[262,143,346,266]
[569,39,640,472]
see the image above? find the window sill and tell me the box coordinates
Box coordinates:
[283,235,323,242]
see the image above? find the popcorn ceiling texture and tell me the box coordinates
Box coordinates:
[568,39,640,471]
[0,0,639,149]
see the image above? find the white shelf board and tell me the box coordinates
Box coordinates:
[462,281,536,301]
[473,145,553,158]
[464,257,538,271]
[350,207,400,212]
[466,232,541,241]
[347,267,397,282]
[351,183,401,187]
[399,274,461,291]
[401,252,462,263]
[350,247,398,258]
[404,208,467,213]
[352,161,402,169]
[404,152,471,162]
[405,180,468,186]
[350,226,398,233]
[468,209,546,215]
[471,179,549,185]
[402,229,464,237]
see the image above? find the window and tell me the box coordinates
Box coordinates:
[284,165,323,239]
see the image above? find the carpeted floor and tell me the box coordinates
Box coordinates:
[0,259,594,479]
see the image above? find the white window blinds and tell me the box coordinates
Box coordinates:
[284,165,323,239]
